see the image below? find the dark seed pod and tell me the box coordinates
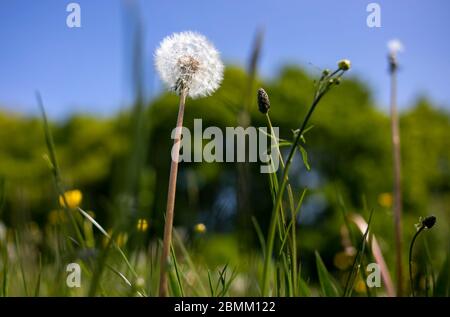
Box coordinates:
[257,88,270,114]
[422,215,436,229]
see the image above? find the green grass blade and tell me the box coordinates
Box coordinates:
[34,254,42,296]
[173,229,207,295]
[434,251,449,296]
[1,243,8,296]
[315,251,340,297]
[298,277,311,297]
[207,270,215,297]
[343,209,374,297]
[251,216,266,257]
[297,145,310,170]
[15,232,29,296]
[171,244,184,297]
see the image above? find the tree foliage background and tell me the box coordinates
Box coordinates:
[1,65,449,279]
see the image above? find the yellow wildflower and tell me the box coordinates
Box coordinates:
[194,223,206,234]
[59,189,82,209]
[333,251,354,270]
[378,192,393,208]
[354,278,367,294]
[137,219,149,232]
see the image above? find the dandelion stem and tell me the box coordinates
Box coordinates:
[159,89,187,297]
[389,55,403,296]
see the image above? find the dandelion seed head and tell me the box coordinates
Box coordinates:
[387,39,404,56]
[155,31,224,99]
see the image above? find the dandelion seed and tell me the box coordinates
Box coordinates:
[59,189,82,209]
[155,31,224,98]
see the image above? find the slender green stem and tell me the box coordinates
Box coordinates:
[266,114,298,295]
[409,225,425,297]
[261,84,330,296]
[37,93,85,248]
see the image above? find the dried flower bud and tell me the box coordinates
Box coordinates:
[322,69,330,76]
[338,59,351,71]
[257,88,270,114]
[422,215,436,229]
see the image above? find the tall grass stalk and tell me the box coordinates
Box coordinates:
[37,92,85,248]
[261,68,346,295]
[265,113,298,295]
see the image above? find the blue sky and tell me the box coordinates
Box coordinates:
[0,0,449,119]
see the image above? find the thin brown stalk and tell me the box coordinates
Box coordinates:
[389,55,403,296]
[159,89,187,297]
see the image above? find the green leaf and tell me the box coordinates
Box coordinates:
[171,245,184,297]
[168,269,182,297]
[298,277,311,297]
[298,145,311,170]
[252,217,266,257]
[315,251,340,297]
[207,270,215,297]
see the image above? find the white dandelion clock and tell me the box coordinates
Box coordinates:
[155,31,224,99]
[155,31,223,297]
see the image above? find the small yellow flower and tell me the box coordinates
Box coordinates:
[378,192,393,208]
[194,223,206,234]
[59,189,82,209]
[338,59,351,71]
[137,219,149,232]
[333,251,354,270]
[354,278,367,294]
